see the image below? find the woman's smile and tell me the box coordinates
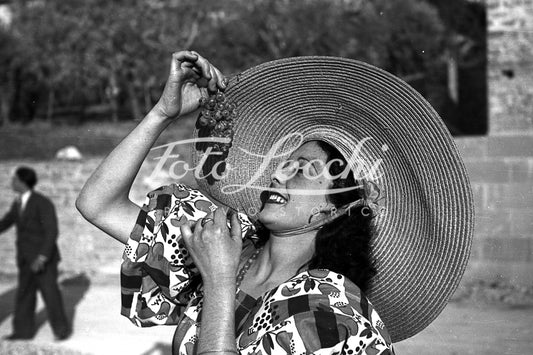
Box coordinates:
[258,141,334,231]
[264,191,288,205]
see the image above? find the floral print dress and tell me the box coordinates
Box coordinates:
[120,184,395,355]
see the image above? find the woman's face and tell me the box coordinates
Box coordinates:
[258,141,335,232]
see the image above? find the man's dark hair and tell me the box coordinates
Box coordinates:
[15,166,38,189]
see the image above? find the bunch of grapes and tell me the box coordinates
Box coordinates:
[197,91,237,153]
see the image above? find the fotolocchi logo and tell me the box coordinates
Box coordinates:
[148,132,388,198]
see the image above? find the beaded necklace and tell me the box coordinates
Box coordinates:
[235,247,263,288]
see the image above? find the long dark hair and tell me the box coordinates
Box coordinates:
[305,141,376,293]
[255,141,377,293]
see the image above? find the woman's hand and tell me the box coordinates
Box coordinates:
[152,50,227,121]
[180,208,242,287]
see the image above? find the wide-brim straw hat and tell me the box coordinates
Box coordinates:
[191,56,474,342]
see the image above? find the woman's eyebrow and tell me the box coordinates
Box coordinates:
[297,157,321,171]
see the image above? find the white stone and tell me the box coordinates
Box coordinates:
[55,146,83,161]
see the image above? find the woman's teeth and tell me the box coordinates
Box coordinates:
[267,193,287,204]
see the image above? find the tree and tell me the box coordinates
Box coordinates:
[9,0,206,121]
[0,26,33,125]
[4,0,451,124]
[194,0,446,78]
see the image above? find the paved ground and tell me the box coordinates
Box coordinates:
[0,269,532,355]
[394,303,533,354]
[0,270,175,355]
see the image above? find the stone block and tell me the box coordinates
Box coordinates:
[469,241,483,261]
[510,208,533,236]
[463,260,533,286]
[488,32,533,64]
[488,66,533,134]
[488,0,533,33]
[483,183,533,209]
[471,183,486,211]
[464,159,511,183]
[486,135,533,157]
[481,237,532,262]
[475,210,512,237]
[455,136,488,159]
[507,158,533,182]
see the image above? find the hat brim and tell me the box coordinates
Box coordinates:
[191,56,474,342]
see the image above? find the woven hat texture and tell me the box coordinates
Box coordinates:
[191,56,474,342]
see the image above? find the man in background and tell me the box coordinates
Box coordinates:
[0,166,71,341]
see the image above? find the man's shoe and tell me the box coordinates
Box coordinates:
[4,333,33,340]
[55,329,72,341]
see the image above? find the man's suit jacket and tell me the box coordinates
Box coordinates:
[0,191,60,265]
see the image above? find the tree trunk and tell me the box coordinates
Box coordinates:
[110,96,119,122]
[126,80,142,121]
[143,84,152,113]
[46,89,55,120]
[106,75,120,122]
[447,50,459,104]
[0,67,17,126]
[0,95,11,127]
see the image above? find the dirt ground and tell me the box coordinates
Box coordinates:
[394,302,533,354]
[0,275,532,355]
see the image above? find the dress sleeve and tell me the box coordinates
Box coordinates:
[120,183,255,327]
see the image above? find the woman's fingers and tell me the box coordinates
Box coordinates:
[212,207,229,228]
[181,218,209,252]
[171,50,227,93]
[188,51,226,91]
[182,209,241,255]
[211,65,227,91]
[190,51,212,81]
[171,50,221,86]
[171,51,197,76]
[180,223,194,248]
[229,211,242,240]
[172,50,198,65]
[207,66,218,92]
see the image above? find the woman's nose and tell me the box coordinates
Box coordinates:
[271,160,298,184]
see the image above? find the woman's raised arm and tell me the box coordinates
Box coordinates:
[76,51,227,244]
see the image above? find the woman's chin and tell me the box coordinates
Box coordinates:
[258,205,286,229]
[257,208,276,226]
[258,205,305,232]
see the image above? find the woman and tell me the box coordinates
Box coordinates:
[77,51,473,354]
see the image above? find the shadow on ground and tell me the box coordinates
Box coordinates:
[0,287,17,326]
[0,273,91,336]
[139,342,172,355]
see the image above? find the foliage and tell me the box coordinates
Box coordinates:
[0,0,477,125]
[7,0,206,120]
[0,25,33,125]
[194,0,446,74]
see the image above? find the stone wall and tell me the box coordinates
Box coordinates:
[1,134,531,285]
[456,136,533,284]
[0,147,196,277]
[0,159,114,276]
[488,0,533,134]
[457,0,533,284]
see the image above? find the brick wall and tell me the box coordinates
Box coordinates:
[457,0,533,284]
[488,0,533,134]
[2,136,530,285]
[456,136,533,284]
